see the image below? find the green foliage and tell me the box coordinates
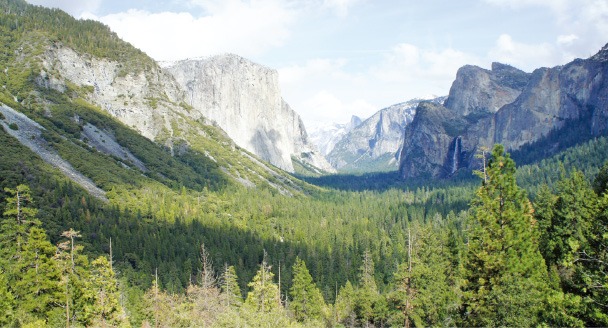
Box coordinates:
[462,144,549,326]
[534,169,608,326]
[245,254,281,313]
[289,257,325,322]
[593,161,608,195]
[220,265,242,308]
[389,224,458,327]
[89,256,127,327]
[355,249,378,325]
[0,271,14,326]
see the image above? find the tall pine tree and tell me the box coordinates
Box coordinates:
[461,144,549,326]
[289,257,325,322]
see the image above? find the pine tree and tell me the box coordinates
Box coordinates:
[356,249,378,327]
[56,228,93,327]
[334,281,356,326]
[289,257,325,322]
[245,253,280,313]
[549,170,598,268]
[0,185,62,325]
[461,144,549,326]
[546,170,608,325]
[187,244,222,327]
[0,184,37,264]
[0,270,15,326]
[593,161,608,195]
[14,227,62,322]
[89,256,126,327]
[390,225,456,327]
[220,264,242,308]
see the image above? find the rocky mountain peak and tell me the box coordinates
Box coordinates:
[165,54,334,173]
[444,63,530,117]
[591,42,608,62]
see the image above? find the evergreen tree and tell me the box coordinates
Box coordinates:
[89,256,126,327]
[355,249,378,327]
[461,144,549,326]
[593,161,608,195]
[220,264,242,307]
[545,170,608,325]
[334,281,356,326]
[245,253,280,313]
[14,226,62,322]
[1,184,37,263]
[548,170,598,268]
[0,185,63,325]
[289,257,325,322]
[0,270,14,326]
[390,225,457,327]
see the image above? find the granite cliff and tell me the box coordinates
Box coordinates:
[399,44,608,180]
[164,55,334,174]
[328,97,444,172]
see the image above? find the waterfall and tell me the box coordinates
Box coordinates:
[451,136,461,174]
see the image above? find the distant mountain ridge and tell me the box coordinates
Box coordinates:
[308,115,362,156]
[399,45,608,179]
[327,96,445,173]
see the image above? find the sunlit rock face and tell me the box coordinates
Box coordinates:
[399,43,608,180]
[165,54,334,173]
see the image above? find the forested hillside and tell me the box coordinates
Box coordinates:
[1,0,608,327]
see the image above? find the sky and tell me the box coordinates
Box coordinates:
[25,0,608,131]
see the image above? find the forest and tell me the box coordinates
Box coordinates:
[1,0,608,326]
[2,137,608,326]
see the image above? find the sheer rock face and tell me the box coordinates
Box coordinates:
[327,97,445,172]
[165,55,334,173]
[398,102,466,179]
[444,62,530,117]
[399,44,608,180]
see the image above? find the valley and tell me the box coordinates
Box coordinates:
[0,0,607,327]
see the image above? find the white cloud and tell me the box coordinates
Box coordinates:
[322,0,363,17]
[484,0,608,63]
[301,91,376,127]
[279,58,350,85]
[91,0,296,61]
[278,44,480,129]
[372,43,481,89]
[25,0,101,17]
[278,58,375,127]
[557,34,579,46]
[488,34,559,70]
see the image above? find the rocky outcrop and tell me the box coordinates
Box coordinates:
[399,44,608,180]
[40,44,185,142]
[399,102,468,178]
[444,63,529,116]
[328,97,444,172]
[164,55,334,173]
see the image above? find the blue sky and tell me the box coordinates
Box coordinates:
[25,0,608,130]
